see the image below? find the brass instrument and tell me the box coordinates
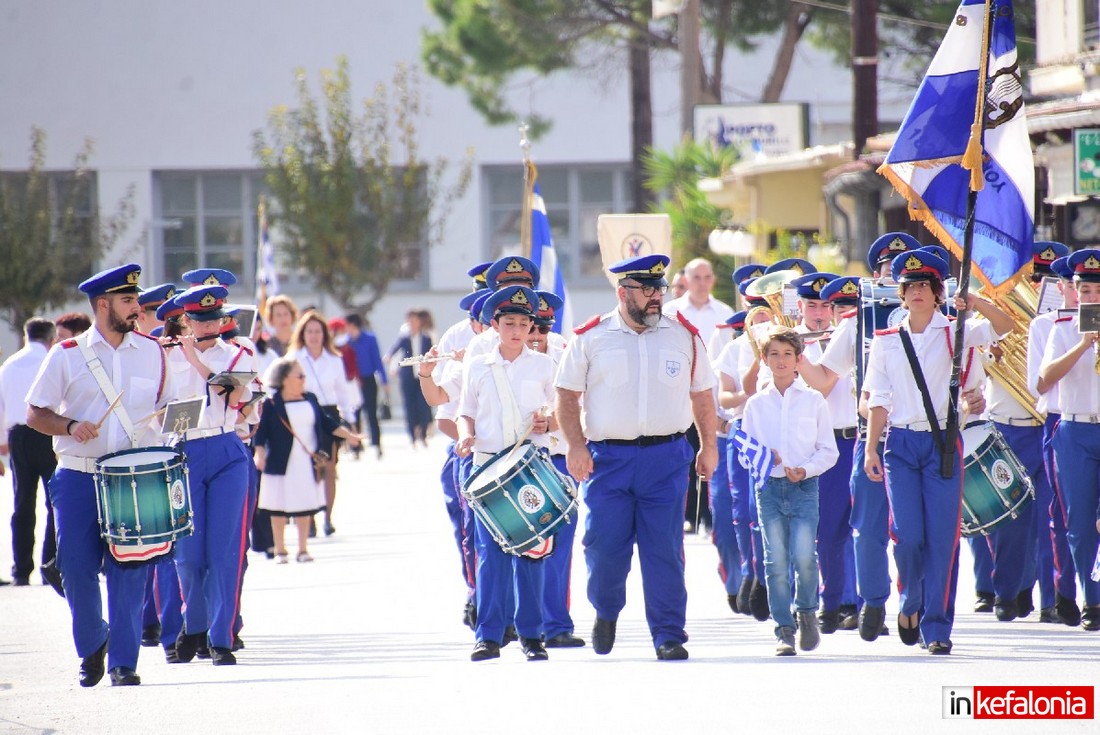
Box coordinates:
[744,269,801,328]
[979,280,1043,422]
[743,306,774,360]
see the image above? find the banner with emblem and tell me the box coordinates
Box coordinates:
[877,0,1033,297]
[596,214,672,288]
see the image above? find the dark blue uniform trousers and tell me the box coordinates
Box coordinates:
[457,453,480,599]
[50,468,148,671]
[473,514,544,644]
[1043,414,1078,602]
[441,442,472,590]
[1050,420,1100,607]
[542,454,579,638]
[982,422,1041,604]
[709,435,742,596]
[175,431,250,650]
[818,434,855,611]
[850,438,892,607]
[583,437,693,648]
[883,428,963,645]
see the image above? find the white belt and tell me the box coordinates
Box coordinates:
[57,455,99,474]
[989,414,1042,428]
[1063,414,1100,424]
[181,427,228,441]
[890,419,946,433]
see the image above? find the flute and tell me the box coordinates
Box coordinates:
[398,350,457,367]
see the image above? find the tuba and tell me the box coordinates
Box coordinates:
[978,279,1043,422]
[743,270,801,358]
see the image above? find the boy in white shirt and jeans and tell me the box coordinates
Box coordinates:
[741,326,838,655]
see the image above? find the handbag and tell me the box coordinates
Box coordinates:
[279,414,330,483]
[379,399,392,421]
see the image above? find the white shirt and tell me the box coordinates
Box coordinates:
[865,311,990,426]
[0,341,50,434]
[555,310,716,441]
[292,347,361,423]
[714,336,745,421]
[433,357,466,422]
[433,318,479,421]
[663,294,734,346]
[741,378,838,479]
[26,327,170,457]
[1027,309,1059,416]
[459,346,556,454]
[818,311,859,379]
[167,339,256,432]
[1040,315,1099,417]
[797,323,856,430]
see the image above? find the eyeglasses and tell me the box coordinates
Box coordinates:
[143,306,159,313]
[621,283,668,297]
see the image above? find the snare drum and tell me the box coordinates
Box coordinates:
[94,447,193,562]
[462,444,577,558]
[960,422,1034,537]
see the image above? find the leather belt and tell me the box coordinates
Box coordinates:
[57,455,99,473]
[1063,414,1100,424]
[989,415,1043,428]
[597,432,686,447]
[834,427,858,440]
[181,426,228,441]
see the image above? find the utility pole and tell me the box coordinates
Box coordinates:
[680,0,700,138]
[851,0,879,157]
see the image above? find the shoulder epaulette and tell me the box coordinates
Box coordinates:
[1054,315,1073,324]
[675,311,700,336]
[60,339,78,349]
[233,342,254,356]
[874,327,900,336]
[947,315,957,322]
[574,314,604,335]
[715,322,735,329]
[133,331,159,343]
[840,308,857,320]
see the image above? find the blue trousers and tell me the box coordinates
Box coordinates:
[541,455,578,638]
[440,443,469,588]
[883,428,963,644]
[1050,420,1100,607]
[473,514,544,643]
[818,434,854,611]
[583,438,692,648]
[49,468,148,671]
[727,422,764,583]
[850,438,892,607]
[757,475,820,631]
[709,435,742,596]
[155,556,184,648]
[1044,414,1078,601]
[175,432,250,649]
[457,453,478,597]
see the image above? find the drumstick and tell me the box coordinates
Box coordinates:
[95,392,124,429]
[502,406,547,464]
[134,406,167,426]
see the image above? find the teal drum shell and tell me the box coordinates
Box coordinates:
[960,422,1034,537]
[94,447,193,546]
[462,444,577,556]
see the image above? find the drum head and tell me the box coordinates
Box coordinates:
[961,423,993,456]
[98,448,179,469]
[465,445,535,492]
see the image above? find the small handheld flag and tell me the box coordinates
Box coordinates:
[732,429,774,492]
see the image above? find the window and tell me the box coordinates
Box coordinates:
[483,164,634,285]
[1087,0,1100,49]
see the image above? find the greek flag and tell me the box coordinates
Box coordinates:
[732,429,773,492]
[256,200,279,302]
[878,0,1033,295]
[529,184,573,334]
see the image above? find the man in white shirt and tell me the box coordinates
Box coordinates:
[1,317,57,586]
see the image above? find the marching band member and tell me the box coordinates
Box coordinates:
[556,254,717,661]
[1028,251,1081,625]
[26,264,171,686]
[461,256,541,365]
[1037,248,1100,631]
[863,249,1009,654]
[457,286,556,662]
[165,284,255,666]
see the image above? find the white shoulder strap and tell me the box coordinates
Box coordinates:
[489,361,523,445]
[77,333,137,447]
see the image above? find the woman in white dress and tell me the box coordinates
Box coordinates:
[254,358,363,562]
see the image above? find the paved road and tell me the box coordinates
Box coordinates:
[0,424,1096,734]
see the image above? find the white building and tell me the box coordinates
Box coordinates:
[0,1,906,353]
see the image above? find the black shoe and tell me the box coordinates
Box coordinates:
[12,576,30,586]
[735,577,754,616]
[232,635,245,652]
[592,618,616,655]
[973,591,995,613]
[655,641,689,661]
[470,640,500,661]
[837,605,859,631]
[544,632,585,648]
[164,645,181,664]
[324,522,336,537]
[141,624,161,647]
[195,639,211,660]
[727,593,739,614]
[927,640,953,655]
[174,631,207,664]
[818,609,840,634]
[1039,607,1059,624]
[79,641,108,688]
[994,597,1019,622]
[109,666,141,686]
[520,637,549,661]
[210,647,237,665]
[898,612,921,646]
[749,580,770,622]
[502,625,518,647]
[1056,593,1082,627]
[1081,606,1100,631]
[41,558,65,598]
[859,605,886,642]
[462,600,477,631]
[1016,589,1034,618]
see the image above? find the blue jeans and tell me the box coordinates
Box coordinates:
[756,475,820,631]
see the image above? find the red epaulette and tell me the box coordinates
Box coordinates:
[839,307,858,320]
[947,315,957,321]
[675,311,700,336]
[874,327,900,336]
[1054,315,1073,323]
[60,339,78,349]
[574,314,603,335]
[232,341,254,356]
[716,322,735,329]
[132,331,159,343]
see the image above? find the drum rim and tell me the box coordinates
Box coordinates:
[96,445,183,471]
[463,443,539,494]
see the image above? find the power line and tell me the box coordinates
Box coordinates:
[792,0,1037,45]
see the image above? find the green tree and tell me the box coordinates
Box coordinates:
[643,137,740,304]
[253,58,473,314]
[0,127,135,332]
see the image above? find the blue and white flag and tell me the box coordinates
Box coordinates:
[732,429,774,492]
[256,201,279,302]
[878,0,1033,296]
[529,184,573,334]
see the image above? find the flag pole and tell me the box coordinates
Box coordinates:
[942,0,995,478]
[519,123,537,261]
[256,195,269,315]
